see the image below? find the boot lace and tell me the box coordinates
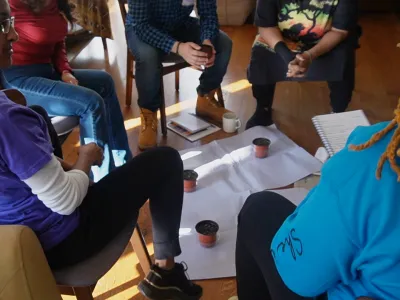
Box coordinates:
[204,94,223,108]
[141,111,157,131]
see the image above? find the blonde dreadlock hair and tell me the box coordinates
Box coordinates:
[350,100,400,181]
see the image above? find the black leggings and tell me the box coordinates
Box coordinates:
[236,191,327,300]
[30,105,184,270]
[252,71,354,114]
[251,40,356,114]
[46,146,184,270]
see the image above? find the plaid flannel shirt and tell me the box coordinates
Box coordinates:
[126,0,219,53]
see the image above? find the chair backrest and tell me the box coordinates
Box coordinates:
[2,89,27,106]
[118,0,128,24]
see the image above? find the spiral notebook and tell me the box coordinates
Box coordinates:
[312,110,370,157]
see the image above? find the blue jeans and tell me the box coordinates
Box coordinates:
[3,64,132,181]
[126,18,232,111]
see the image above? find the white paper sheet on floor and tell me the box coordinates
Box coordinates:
[176,126,321,280]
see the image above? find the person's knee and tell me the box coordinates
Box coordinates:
[129,39,161,66]
[239,191,279,226]
[94,71,117,97]
[85,91,105,113]
[97,71,115,89]
[240,192,269,216]
[159,147,183,169]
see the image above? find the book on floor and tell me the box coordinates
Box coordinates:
[312,110,370,157]
[168,113,220,142]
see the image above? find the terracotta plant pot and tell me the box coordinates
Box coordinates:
[195,220,219,248]
[183,170,198,193]
[253,138,271,159]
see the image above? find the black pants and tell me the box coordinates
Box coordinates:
[249,37,356,114]
[252,65,354,114]
[236,191,327,300]
[30,105,184,270]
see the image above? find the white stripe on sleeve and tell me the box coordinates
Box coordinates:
[23,154,89,215]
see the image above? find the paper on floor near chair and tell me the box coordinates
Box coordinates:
[177,188,310,280]
[232,145,321,190]
[218,127,321,190]
[178,228,238,280]
[180,191,250,235]
[181,141,253,193]
[272,187,310,206]
[180,125,322,191]
[178,191,250,280]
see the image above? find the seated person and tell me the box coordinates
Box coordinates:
[246,0,358,129]
[2,0,131,181]
[0,3,201,299]
[125,0,233,149]
[236,103,400,299]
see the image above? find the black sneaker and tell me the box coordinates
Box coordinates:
[245,106,273,130]
[138,262,203,300]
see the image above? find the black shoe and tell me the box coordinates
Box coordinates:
[245,106,273,130]
[138,263,203,300]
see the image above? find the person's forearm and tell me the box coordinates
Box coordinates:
[260,27,295,65]
[52,41,72,74]
[259,27,284,49]
[308,29,348,59]
[57,157,73,171]
[72,155,94,176]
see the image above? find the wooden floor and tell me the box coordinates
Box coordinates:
[62,13,400,300]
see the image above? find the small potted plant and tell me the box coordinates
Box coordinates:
[195,220,219,248]
[252,138,271,159]
[183,170,198,193]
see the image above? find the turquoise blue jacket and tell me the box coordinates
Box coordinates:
[272,122,400,299]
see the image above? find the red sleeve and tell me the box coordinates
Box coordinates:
[52,40,73,74]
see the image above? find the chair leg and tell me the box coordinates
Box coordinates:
[73,286,94,300]
[131,224,152,275]
[216,87,225,108]
[175,70,180,91]
[101,37,107,51]
[126,51,134,107]
[160,76,167,136]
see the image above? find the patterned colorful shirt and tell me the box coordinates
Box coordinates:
[254,0,357,52]
[126,0,219,53]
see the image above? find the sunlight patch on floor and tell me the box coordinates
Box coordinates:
[222,79,251,94]
[124,99,196,131]
[123,78,251,131]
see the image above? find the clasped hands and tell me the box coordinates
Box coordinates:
[286,51,312,79]
[177,39,216,70]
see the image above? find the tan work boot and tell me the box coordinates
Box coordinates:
[195,89,231,123]
[139,108,157,150]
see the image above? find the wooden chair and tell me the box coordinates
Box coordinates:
[118,0,225,136]
[3,89,26,106]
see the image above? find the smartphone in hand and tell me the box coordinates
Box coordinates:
[200,44,213,59]
[200,44,213,70]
